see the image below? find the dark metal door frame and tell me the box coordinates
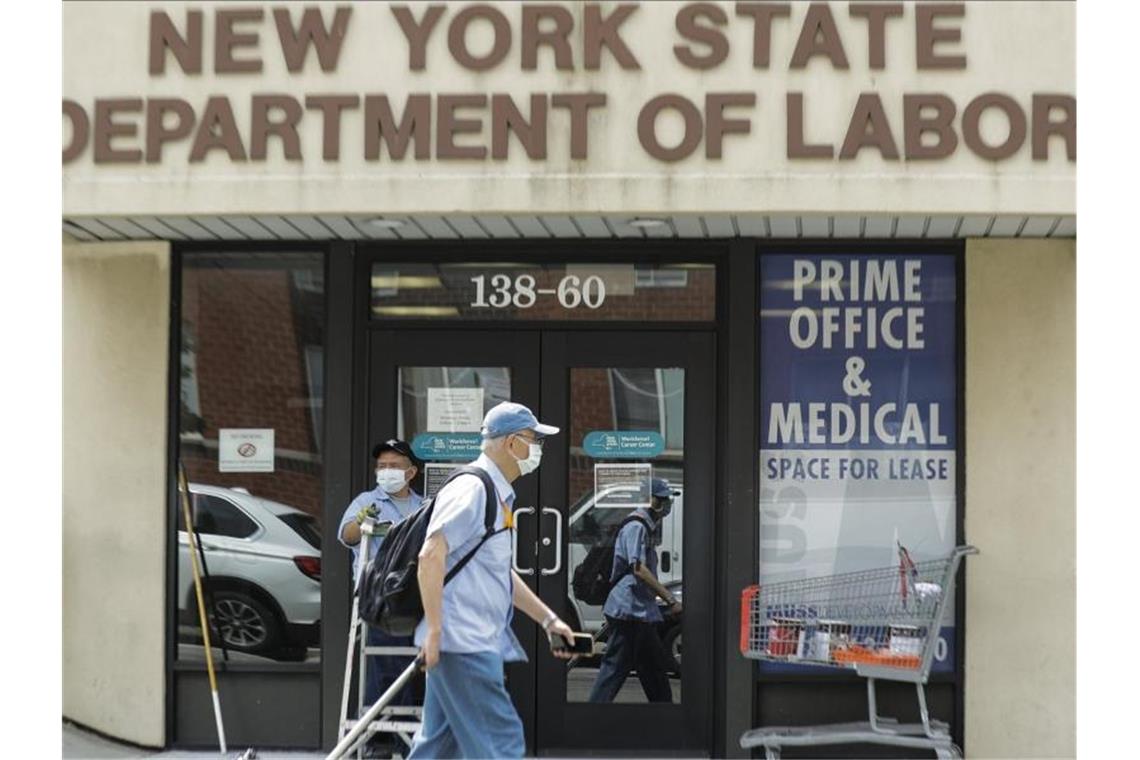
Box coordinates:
[534,331,717,755]
[361,328,717,756]
[331,243,739,755]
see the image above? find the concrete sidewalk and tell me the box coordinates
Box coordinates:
[63,721,324,760]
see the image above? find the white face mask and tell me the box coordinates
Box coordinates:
[511,436,543,475]
[376,468,409,494]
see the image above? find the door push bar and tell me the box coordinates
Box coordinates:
[540,507,562,576]
[512,507,536,575]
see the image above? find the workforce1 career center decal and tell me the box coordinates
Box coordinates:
[759,253,957,672]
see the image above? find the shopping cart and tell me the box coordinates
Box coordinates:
[738,544,978,760]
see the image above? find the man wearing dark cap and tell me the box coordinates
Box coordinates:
[338,438,423,750]
[588,477,682,703]
[339,439,422,568]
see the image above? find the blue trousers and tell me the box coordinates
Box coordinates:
[408,651,525,759]
[588,616,673,703]
[364,625,416,709]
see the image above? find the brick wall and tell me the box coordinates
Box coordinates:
[180,265,324,518]
[569,368,615,503]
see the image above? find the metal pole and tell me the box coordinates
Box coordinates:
[193,515,229,663]
[326,657,423,760]
[178,463,227,754]
[336,519,373,743]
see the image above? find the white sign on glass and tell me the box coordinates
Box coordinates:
[469,273,607,310]
[593,462,652,508]
[218,428,275,472]
[424,462,464,498]
[427,387,484,432]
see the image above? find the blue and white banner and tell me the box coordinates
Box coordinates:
[412,432,483,461]
[583,430,666,458]
[759,253,957,673]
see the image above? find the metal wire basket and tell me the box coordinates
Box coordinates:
[741,544,974,681]
[738,544,978,760]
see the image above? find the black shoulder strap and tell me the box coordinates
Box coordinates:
[616,513,654,578]
[619,513,653,535]
[441,465,504,585]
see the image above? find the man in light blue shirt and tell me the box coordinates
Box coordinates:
[588,478,683,703]
[410,402,576,759]
[338,439,423,722]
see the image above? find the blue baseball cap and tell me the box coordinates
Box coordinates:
[651,478,676,498]
[481,401,560,439]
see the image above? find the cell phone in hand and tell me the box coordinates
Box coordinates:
[551,632,594,655]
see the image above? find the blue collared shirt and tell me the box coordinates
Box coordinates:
[413,454,527,662]
[338,485,423,581]
[603,507,663,623]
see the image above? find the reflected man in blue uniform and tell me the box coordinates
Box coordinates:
[589,478,682,703]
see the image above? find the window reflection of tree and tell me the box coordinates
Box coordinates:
[180,322,204,436]
[178,253,326,514]
[608,369,684,435]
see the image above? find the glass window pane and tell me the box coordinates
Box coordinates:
[397,367,512,494]
[193,494,257,538]
[757,252,958,674]
[610,369,662,432]
[371,262,715,322]
[279,513,322,551]
[398,368,511,443]
[566,367,684,704]
[176,251,324,666]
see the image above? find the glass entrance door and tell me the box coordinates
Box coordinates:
[366,329,714,755]
[368,329,544,747]
[534,332,715,754]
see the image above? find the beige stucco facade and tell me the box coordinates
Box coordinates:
[60,1,1077,755]
[63,1,1074,220]
[63,239,171,747]
[964,238,1076,759]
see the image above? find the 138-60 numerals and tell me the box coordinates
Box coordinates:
[470,274,606,309]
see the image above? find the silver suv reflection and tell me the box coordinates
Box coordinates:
[177,483,321,660]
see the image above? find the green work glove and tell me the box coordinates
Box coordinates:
[355,504,378,525]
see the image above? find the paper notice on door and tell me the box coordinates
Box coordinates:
[424,462,464,498]
[594,462,652,508]
[218,428,275,472]
[427,387,484,432]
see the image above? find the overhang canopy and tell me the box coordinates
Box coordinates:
[62,213,1075,242]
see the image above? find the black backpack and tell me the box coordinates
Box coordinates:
[571,514,653,606]
[358,466,502,636]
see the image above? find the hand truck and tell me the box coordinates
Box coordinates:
[332,518,423,759]
[738,544,978,760]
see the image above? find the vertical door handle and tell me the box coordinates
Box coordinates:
[512,507,536,575]
[540,507,563,576]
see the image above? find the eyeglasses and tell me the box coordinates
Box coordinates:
[514,433,545,449]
